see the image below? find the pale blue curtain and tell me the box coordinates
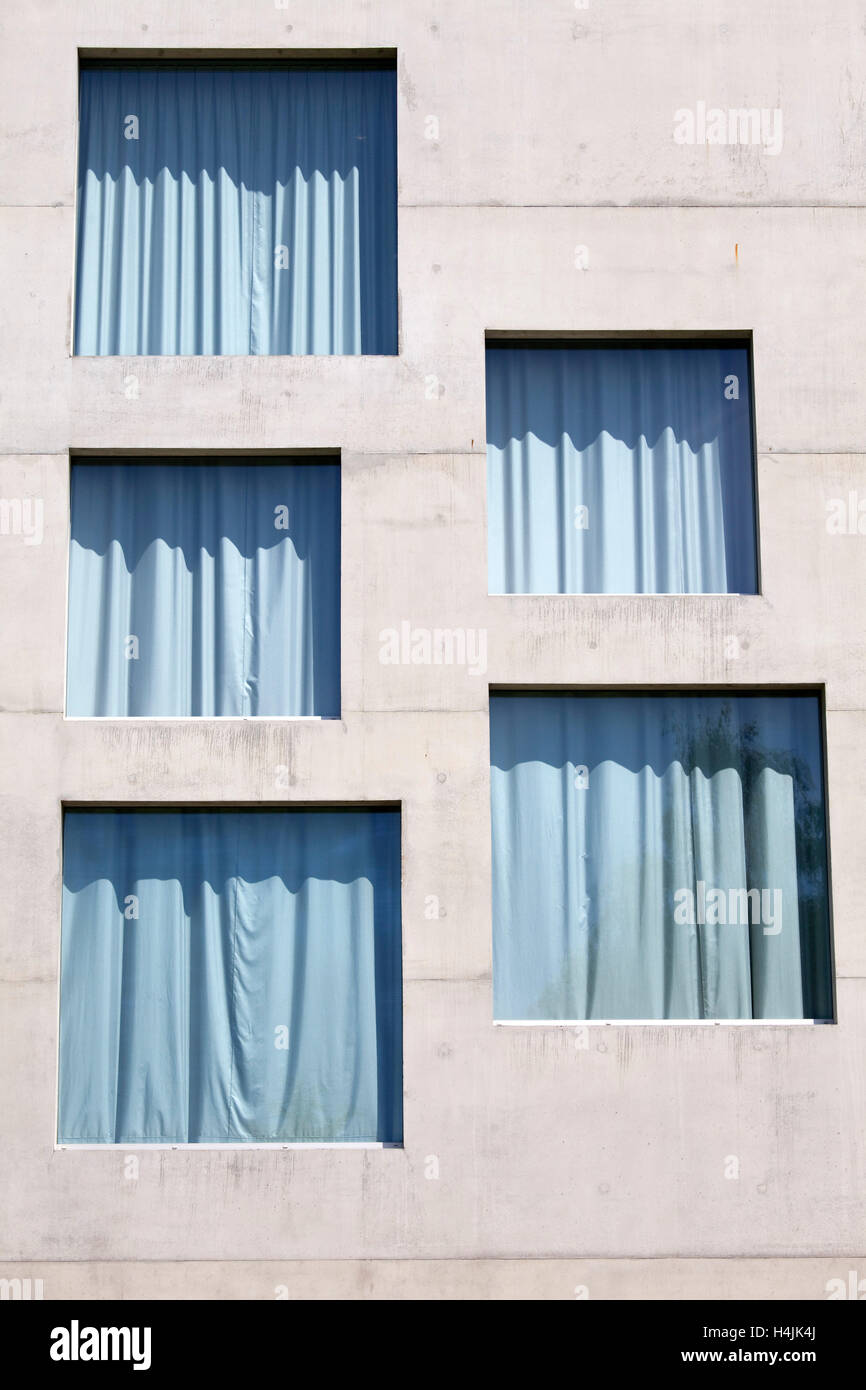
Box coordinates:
[66,461,340,717]
[59,809,402,1144]
[490,694,832,1020]
[487,344,757,594]
[75,65,397,355]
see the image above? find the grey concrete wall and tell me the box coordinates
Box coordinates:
[1,0,865,1299]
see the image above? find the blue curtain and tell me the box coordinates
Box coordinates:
[490,694,832,1020]
[59,809,402,1144]
[74,65,397,355]
[66,460,340,718]
[487,345,757,594]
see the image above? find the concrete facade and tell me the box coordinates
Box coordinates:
[1,1,864,1300]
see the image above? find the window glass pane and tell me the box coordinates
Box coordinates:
[66,460,340,717]
[59,809,403,1143]
[487,343,757,594]
[75,65,397,355]
[490,693,832,1020]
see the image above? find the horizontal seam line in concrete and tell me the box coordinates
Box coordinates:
[0,712,62,717]
[7,452,866,465]
[5,202,866,213]
[0,976,496,985]
[399,203,866,211]
[4,709,866,718]
[406,976,491,982]
[0,977,56,984]
[0,708,488,716]
[5,454,866,468]
[4,1254,865,1264]
[0,451,489,459]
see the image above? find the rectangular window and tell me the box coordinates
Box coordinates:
[486,341,758,595]
[59,809,402,1144]
[490,693,832,1021]
[66,458,340,717]
[74,61,397,355]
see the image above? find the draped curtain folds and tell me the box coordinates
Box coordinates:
[59,810,403,1144]
[74,66,397,355]
[66,460,340,718]
[486,345,758,594]
[490,694,832,1021]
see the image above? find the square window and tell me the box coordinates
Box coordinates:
[74,62,397,355]
[59,808,402,1143]
[66,458,340,718]
[487,341,758,594]
[490,692,832,1021]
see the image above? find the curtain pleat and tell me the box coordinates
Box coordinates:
[59,809,403,1144]
[74,66,397,355]
[66,461,340,717]
[490,694,832,1020]
[486,345,757,594]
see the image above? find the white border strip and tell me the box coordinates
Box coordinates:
[494,1018,825,1027]
[62,715,333,722]
[488,593,748,599]
[55,1142,394,1151]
